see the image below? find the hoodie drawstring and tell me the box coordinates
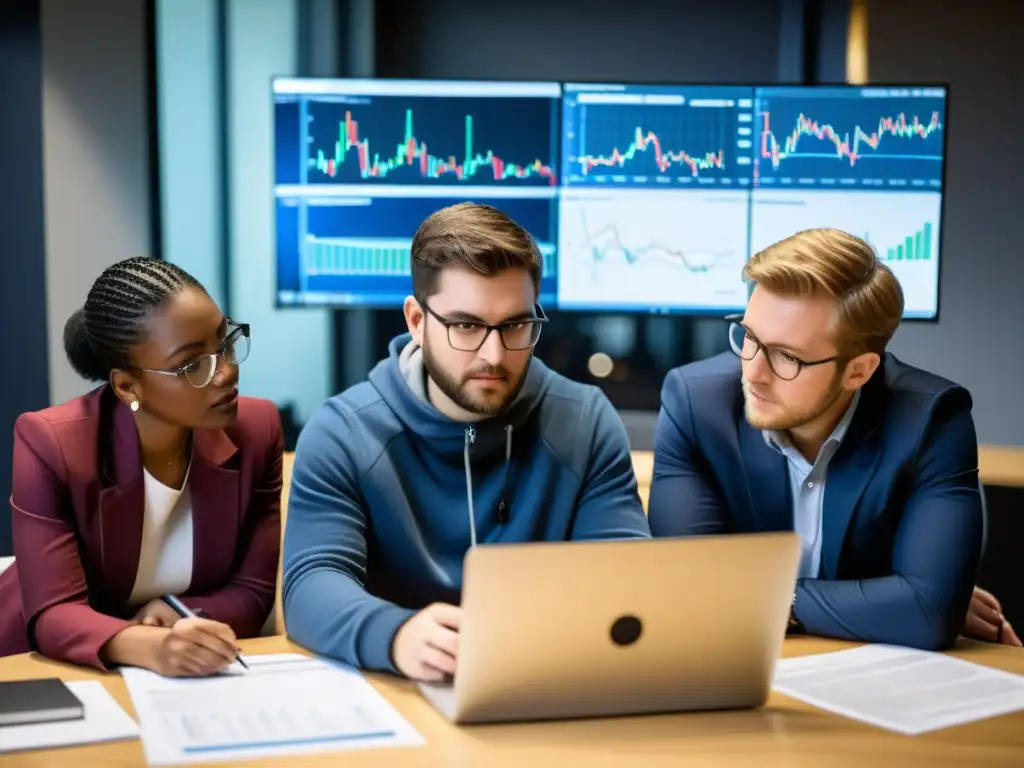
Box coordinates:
[464,424,513,548]
[498,425,512,524]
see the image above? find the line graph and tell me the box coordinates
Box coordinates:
[305,95,558,187]
[557,190,749,312]
[753,89,946,189]
[750,189,941,318]
[561,85,753,189]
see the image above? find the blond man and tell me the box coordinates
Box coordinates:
[648,228,1016,650]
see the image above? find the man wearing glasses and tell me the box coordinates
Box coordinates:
[648,228,1016,650]
[283,202,651,681]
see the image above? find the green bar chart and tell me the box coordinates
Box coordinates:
[872,221,933,261]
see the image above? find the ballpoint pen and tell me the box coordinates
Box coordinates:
[160,594,250,670]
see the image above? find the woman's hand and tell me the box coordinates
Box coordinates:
[132,598,182,627]
[153,617,240,677]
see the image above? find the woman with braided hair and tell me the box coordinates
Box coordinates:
[0,257,283,676]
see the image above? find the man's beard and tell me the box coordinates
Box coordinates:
[422,338,530,417]
[743,372,846,432]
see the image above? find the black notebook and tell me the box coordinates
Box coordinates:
[0,678,84,727]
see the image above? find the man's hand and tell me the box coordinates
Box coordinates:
[133,598,182,627]
[965,587,1022,646]
[391,603,462,682]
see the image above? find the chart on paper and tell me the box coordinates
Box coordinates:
[556,189,750,313]
[750,189,941,318]
[121,654,423,765]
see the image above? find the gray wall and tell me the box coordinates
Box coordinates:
[871,0,1024,446]
[375,0,782,82]
[40,0,154,405]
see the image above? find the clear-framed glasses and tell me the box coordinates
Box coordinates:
[141,319,251,388]
[423,301,548,352]
[725,314,837,381]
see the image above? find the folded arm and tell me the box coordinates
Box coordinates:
[11,414,133,669]
[282,407,414,672]
[795,400,984,650]
[648,369,731,537]
[570,391,651,540]
[181,404,283,638]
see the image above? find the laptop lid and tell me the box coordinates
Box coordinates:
[422,532,800,724]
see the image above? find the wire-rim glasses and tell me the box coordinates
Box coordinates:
[141,319,251,388]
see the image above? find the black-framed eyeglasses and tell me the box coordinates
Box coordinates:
[725,314,838,381]
[139,319,251,388]
[422,301,548,352]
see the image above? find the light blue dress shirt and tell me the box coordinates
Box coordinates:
[762,389,861,579]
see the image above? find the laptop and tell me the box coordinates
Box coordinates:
[418,531,800,724]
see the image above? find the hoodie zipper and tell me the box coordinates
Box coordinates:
[464,427,478,548]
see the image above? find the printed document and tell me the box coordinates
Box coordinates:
[0,680,138,754]
[772,644,1024,735]
[120,653,423,765]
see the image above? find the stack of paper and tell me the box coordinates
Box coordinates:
[0,680,138,754]
[772,644,1024,735]
[120,653,423,765]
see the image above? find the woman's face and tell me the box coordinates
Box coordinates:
[116,287,243,429]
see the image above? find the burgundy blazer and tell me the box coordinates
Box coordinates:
[0,385,282,669]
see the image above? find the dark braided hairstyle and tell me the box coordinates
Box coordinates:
[64,257,204,382]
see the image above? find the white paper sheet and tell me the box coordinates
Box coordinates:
[120,653,423,765]
[0,680,139,754]
[772,644,1024,735]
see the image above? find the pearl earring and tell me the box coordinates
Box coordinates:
[130,400,140,412]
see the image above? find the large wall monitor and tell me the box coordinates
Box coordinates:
[274,78,946,319]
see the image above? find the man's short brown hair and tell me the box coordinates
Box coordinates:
[410,202,542,303]
[743,228,905,356]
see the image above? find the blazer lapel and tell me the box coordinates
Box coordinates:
[99,400,145,609]
[819,380,884,579]
[737,416,792,532]
[188,428,240,593]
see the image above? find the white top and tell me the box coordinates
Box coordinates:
[128,463,195,606]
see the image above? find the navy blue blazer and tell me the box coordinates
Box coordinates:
[649,351,983,651]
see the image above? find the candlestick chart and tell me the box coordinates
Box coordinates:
[754,89,946,189]
[561,86,752,189]
[305,96,558,186]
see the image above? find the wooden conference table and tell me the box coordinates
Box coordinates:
[2,635,1022,768]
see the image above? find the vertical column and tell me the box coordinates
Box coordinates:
[0,0,49,555]
[336,0,377,391]
[226,0,332,423]
[156,0,226,308]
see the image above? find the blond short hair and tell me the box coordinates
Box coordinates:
[743,228,904,356]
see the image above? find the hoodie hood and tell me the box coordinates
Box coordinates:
[369,332,553,541]
[368,332,550,459]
